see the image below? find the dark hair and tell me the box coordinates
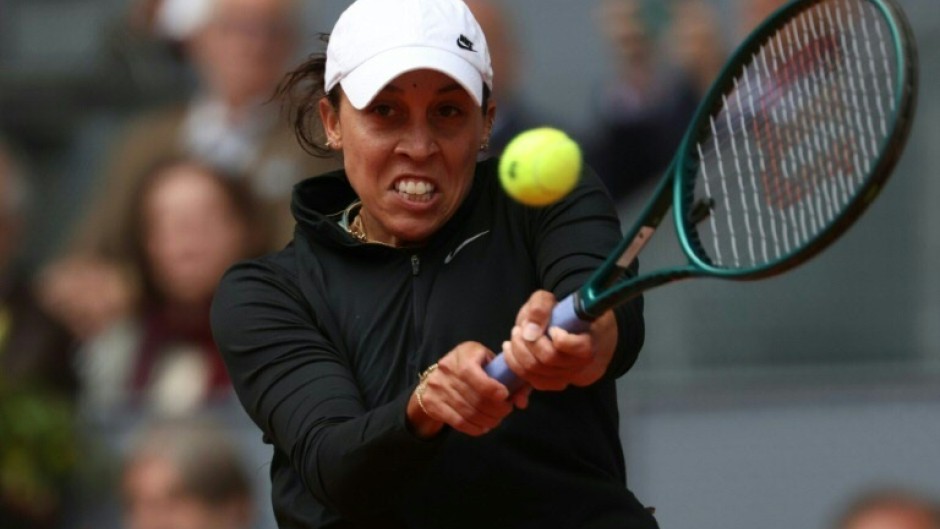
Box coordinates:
[275,34,336,158]
[275,33,492,158]
[123,157,262,306]
[124,419,252,507]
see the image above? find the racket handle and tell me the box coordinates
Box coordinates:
[482,354,523,392]
[550,293,593,334]
[484,294,593,392]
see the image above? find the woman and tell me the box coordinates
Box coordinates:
[211,0,656,527]
[80,158,261,418]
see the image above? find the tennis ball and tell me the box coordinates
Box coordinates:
[499,127,582,207]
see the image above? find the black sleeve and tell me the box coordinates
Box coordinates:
[210,259,442,520]
[527,166,645,379]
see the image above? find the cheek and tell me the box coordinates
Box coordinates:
[342,136,392,188]
[146,216,245,283]
[445,138,482,183]
[146,229,184,271]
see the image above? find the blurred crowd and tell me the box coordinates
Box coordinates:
[0,0,934,528]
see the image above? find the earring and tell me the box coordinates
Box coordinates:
[479,138,490,152]
[325,139,334,149]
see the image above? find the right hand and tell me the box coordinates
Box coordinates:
[37,255,137,340]
[407,342,530,438]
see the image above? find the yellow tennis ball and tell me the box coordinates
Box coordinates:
[499,127,582,207]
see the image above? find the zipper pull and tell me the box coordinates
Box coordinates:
[411,254,420,276]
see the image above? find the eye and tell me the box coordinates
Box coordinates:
[437,104,464,118]
[368,102,398,118]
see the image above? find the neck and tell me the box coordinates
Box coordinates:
[357,209,401,247]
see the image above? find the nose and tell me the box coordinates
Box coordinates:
[394,119,441,160]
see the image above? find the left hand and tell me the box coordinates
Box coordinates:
[407,341,529,438]
[501,290,619,391]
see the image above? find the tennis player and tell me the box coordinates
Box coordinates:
[210,0,655,527]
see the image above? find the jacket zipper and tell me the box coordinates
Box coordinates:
[409,253,424,376]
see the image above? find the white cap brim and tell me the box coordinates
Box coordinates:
[338,46,486,110]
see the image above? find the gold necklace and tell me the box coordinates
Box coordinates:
[341,200,398,247]
[348,212,368,243]
[341,200,368,243]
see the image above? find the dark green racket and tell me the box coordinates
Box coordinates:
[487,0,918,389]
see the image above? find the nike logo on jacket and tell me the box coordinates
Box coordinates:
[444,230,490,264]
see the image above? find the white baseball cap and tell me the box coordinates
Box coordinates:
[325,0,494,110]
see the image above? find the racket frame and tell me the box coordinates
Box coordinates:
[575,0,918,322]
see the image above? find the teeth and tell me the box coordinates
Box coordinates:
[395,179,435,196]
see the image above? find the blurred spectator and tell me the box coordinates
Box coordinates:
[585,0,788,206]
[77,158,262,419]
[464,0,554,155]
[121,419,254,529]
[737,0,790,38]
[834,488,940,529]
[1,139,80,529]
[41,0,339,341]
[667,0,726,97]
[584,0,718,203]
[0,139,77,395]
[81,0,333,255]
[89,0,197,112]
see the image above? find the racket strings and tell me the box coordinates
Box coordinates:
[692,0,898,269]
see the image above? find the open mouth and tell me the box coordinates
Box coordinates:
[394,178,436,202]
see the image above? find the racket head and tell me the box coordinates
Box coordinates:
[673,0,918,279]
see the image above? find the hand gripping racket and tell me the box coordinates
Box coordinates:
[486,0,918,391]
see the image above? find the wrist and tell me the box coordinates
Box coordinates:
[406,364,444,438]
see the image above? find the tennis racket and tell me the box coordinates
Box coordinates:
[486,0,918,390]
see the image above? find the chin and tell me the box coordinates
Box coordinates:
[393,224,438,246]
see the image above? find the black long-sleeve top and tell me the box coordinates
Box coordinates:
[211,158,656,528]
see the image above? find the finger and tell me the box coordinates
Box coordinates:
[446,345,511,402]
[507,327,557,376]
[513,326,585,372]
[504,333,571,392]
[547,326,595,361]
[440,371,513,419]
[437,347,514,421]
[521,321,543,342]
[511,386,532,409]
[439,378,514,433]
[424,373,496,429]
[515,290,556,329]
[455,393,513,428]
[506,331,568,381]
[428,399,492,437]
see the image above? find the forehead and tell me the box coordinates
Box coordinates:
[211,0,294,17]
[145,165,229,210]
[376,69,475,98]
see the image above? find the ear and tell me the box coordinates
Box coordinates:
[482,101,497,144]
[319,97,342,149]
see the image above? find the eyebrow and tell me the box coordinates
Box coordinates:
[378,82,465,95]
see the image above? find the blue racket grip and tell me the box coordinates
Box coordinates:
[484,294,593,392]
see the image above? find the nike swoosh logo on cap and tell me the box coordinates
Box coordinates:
[456,34,476,52]
[444,230,490,264]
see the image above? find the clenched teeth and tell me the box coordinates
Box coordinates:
[395,179,435,198]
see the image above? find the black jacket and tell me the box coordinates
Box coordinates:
[211,158,655,528]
